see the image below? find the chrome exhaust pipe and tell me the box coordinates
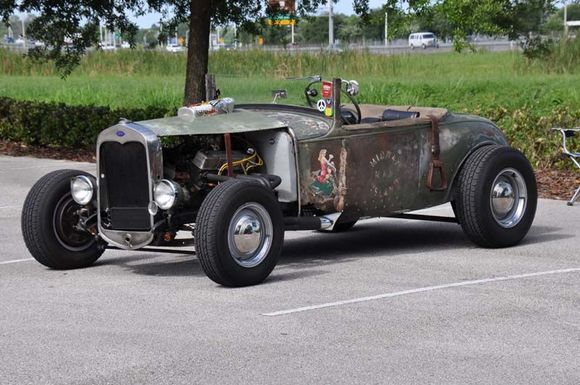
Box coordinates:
[284,213,342,231]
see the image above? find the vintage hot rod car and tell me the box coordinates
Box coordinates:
[22,77,537,286]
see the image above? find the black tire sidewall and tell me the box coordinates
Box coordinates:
[200,181,284,286]
[22,170,103,269]
[469,148,537,247]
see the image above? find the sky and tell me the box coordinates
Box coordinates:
[133,0,385,28]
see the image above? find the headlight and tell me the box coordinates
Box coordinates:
[70,175,94,205]
[153,179,180,210]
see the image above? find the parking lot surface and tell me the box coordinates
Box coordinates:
[1,155,579,385]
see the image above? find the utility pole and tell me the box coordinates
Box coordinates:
[328,1,334,48]
[21,16,25,40]
[384,12,388,47]
[564,1,568,37]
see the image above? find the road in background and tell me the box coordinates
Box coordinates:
[0,38,517,55]
[1,156,579,385]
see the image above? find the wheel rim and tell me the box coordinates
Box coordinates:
[489,168,527,228]
[53,194,95,251]
[227,202,273,268]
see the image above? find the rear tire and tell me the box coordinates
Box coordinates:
[455,145,537,248]
[195,179,284,287]
[21,169,104,269]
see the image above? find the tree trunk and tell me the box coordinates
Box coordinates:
[184,0,212,105]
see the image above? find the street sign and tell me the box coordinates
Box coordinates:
[267,18,296,26]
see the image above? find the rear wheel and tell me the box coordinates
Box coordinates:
[195,179,284,287]
[21,169,104,269]
[455,146,537,248]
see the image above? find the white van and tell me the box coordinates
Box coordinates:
[408,32,439,49]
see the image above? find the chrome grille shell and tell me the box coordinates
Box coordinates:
[96,121,162,249]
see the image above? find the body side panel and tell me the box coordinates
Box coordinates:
[297,113,507,216]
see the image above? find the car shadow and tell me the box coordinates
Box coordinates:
[278,220,469,266]
[96,252,203,277]
[518,225,573,245]
[95,220,571,280]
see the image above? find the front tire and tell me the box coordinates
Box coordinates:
[455,145,537,248]
[195,179,284,287]
[22,169,104,269]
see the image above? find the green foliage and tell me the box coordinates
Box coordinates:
[0,97,171,148]
[478,105,580,169]
[522,36,555,60]
[545,4,580,33]
[0,49,579,168]
[521,36,580,73]
[437,0,556,52]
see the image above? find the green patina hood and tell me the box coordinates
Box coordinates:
[138,109,287,137]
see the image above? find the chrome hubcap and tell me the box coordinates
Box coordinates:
[228,203,273,268]
[490,168,527,228]
[491,181,515,216]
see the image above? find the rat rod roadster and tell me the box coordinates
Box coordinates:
[22,77,537,286]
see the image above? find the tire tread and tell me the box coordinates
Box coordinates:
[194,179,283,287]
[21,169,103,269]
[455,145,537,248]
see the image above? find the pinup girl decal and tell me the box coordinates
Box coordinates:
[309,146,347,211]
[310,149,337,197]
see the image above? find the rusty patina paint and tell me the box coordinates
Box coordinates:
[298,111,507,217]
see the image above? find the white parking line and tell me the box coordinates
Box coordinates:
[263,268,580,317]
[0,206,20,210]
[0,258,34,265]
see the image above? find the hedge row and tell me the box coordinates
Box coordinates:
[470,105,580,169]
[0,97,172,148]
[0,96,578,169]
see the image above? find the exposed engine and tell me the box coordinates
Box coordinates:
[161,135,264,208]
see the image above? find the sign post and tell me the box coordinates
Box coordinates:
[384,12,388,47]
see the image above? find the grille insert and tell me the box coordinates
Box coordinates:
[99,141,151,231]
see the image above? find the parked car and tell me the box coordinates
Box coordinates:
[409,32,439,49]
[98,43,117,51]
[21,76,537,287]
[166,43,185,53]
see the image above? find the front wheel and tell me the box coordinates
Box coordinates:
[195,179,284,287]
[21,169,104,269]
[455,145,537,248]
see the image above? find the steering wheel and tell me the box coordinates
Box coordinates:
[304,79,362,124]
[304,80,320,108]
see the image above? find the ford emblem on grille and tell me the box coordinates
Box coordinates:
[116,130,125,137]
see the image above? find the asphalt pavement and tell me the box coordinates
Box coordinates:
[1,155,579,385]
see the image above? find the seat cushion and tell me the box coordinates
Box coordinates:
[360,117,382,124]
[382,109,420,121]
